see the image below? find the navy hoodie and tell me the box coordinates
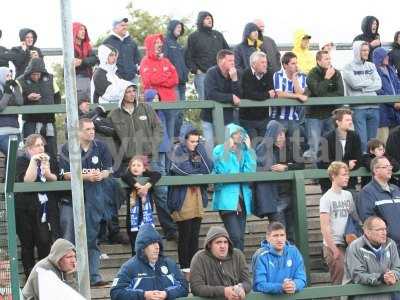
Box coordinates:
[164,20,189,84]
[234,22,262,74]
[353,16,381,61]
[110,224,188,300]
[167,123,213,212]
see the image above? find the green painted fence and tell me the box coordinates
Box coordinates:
[3,95,400,299]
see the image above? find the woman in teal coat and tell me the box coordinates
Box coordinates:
[212,123,256,251]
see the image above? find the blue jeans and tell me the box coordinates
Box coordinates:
[353,108,380,153]
[304,117,334,162]
[150,154,177,237]
[194,73,206,100]
[163,109,179,142]
[176,84,186,101]
[220,211,246,251]
[201,120,214,157]
[0,133,20,155]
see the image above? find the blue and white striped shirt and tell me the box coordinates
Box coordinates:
[269,69,307,121]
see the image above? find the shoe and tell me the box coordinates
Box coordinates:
[165,232,178,242]
[90,280,109,287]
[109,232,130,245]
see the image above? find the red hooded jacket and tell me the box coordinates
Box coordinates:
[140,34,179,102]
[73,22,92,59]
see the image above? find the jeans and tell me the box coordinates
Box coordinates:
[60,201,74,243]
[163,109,179,142]
[239,118,268,145]
[201,120,214,157]
[76,74,91,100]
[174,84,186,138]
[177,218,202,268]
[0,133,20,155]
[150,154,177,237]
[176,84,186,101]
[194,73,206,100]
[353,108,380,153]
[220,211,246,251]
[304,117,334,162]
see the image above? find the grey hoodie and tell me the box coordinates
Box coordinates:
[22,239,78,300]
[343,41,382,109]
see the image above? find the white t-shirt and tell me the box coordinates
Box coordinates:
[320,188,354,245]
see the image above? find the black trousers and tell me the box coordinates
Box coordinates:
[176,218,202,268]
[15,206,52,278]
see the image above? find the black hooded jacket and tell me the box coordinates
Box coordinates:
[164,20,189,84]
[11,28,43,77]
[389,31,400,79]
[234,22,262,75]
[185,11,229,74]
[353,16,381,61]
[17,58,60,123]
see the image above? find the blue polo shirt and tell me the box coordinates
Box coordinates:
[59,139,113,176]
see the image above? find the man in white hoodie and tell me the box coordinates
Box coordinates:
[343,41,382,153]
[91,44,131,104]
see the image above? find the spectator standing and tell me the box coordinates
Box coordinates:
[239,51,275,141]
[212,123,256,251]
[253,19,281,75]
[358,157,400,251]
[353,16,381,62]
[292,29,315,75]
[121,155,161,256]
[168,125,213,268]
[343,41,382,153]
[185,11,229,100]
[234,22,263,75]
[319,161,355,285]
[73,22,98,100]
[15,134,59,278]
[140,33,179,142]
[102,17,141,82]
[304,50,344,162]
[0,30,14,68]
[201,49,241,154]
[318,108,362,193]
[389,31,400,78]
[17,58,60,159]
[164,20,189,101]
[0,67,23,155]
[372,47,400,143]
[11,28,43,77]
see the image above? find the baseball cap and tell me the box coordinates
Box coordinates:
[112,17,129,28]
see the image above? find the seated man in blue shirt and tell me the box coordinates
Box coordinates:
[252,222,307,295]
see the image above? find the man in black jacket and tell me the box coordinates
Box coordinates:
[17,57,60,157]
[102,17,141,82]
[11,28,43,77]
[201,49,241,154]
[0,30,14,68]
[304,50,344,163]
[318,108,362,193]
[240,51,275,142]
[185,11,229,101]
[254,19,281,75]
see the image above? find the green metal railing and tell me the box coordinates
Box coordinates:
[2,95,400,299]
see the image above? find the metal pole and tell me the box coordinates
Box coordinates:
[59,0,91,298]
[5,137,20,300]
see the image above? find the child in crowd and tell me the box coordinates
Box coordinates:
[121,155,161,256]
[361,138,399,186]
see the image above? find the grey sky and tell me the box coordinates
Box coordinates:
[1,0,399,48]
